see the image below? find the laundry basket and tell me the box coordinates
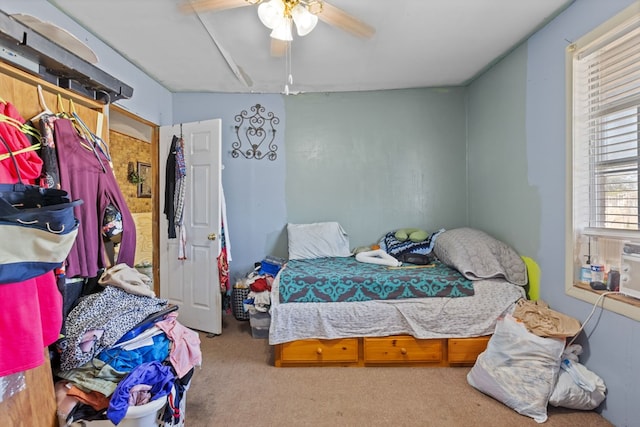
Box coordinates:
[61,395,167,427]
[232,285,250,320]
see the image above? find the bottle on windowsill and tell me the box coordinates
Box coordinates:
[607,266,620,291]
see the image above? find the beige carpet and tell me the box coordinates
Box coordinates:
[185,315,613,427]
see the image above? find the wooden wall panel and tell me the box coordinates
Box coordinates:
[0,61,105,137]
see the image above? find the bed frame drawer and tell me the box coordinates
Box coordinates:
[447,336,490,365]
[279,338,359,364]
[363,336,445,364]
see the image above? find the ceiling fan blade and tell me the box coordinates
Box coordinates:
[315,1,375,39]
[271,38,287,57]
[179,0,254,14]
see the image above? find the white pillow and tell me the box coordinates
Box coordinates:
[287,222,352,260]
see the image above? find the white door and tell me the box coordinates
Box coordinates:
[159,119,222,335]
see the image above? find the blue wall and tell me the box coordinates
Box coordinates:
[173,93,286,279]
[468,1,639,425]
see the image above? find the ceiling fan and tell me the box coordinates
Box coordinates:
[181,0,375,54]
[181,0,374,92]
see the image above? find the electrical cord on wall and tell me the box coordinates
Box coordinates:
[567,291,620,347]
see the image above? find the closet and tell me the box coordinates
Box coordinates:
[0,60,109,427]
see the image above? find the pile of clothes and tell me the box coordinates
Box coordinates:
[241,256,285,314]
[53,264,201,426]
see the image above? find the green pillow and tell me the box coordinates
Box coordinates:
[394,228,429,243]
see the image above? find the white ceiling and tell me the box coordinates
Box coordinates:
[45,0,573,94]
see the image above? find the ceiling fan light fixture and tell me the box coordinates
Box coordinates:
[270,18,293,41]
[257,0,285,29]
[291,4,318,36]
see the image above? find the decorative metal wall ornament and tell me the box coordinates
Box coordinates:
[231,104,279,161]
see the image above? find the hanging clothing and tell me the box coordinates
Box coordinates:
[54,118,136,278]
[0,272,62,376]
[175,136,187,259]
[164,135,178,239]
[37,113,61,189]
[174,136,186,229]
[217,184,232,292]
[219,183,231,262]
[0,101,42,182]
[0,101,61,377]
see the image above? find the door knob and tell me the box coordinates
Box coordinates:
[207,233,217,241]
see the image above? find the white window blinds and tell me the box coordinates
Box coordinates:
[573,14,640,232]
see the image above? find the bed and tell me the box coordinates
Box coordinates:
[268,224,537,367]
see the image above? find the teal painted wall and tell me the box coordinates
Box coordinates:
[467,44,541,258]
[283,89,468,252]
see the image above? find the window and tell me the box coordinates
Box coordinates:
[567,4,640,320]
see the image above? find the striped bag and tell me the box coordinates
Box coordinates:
[0,135,82,283]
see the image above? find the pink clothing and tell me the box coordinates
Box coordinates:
[0,272,62,376]
[0,101,42,182]
[0,101,61,376]
[155,312,202,378]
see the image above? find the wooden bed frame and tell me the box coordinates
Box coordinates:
[273,256,539,367]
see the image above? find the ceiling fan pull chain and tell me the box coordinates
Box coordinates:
[284,40,293,95]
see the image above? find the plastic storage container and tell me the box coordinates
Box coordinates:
[60,395,167,427]
[249,311,270,339]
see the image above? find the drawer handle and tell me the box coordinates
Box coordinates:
[400,348,407,355]
[316,347,323,355]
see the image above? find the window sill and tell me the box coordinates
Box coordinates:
[567,283,640,322]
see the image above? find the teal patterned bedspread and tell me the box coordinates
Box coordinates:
[278,257,474,303]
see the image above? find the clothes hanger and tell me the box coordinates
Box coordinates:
[56,94,91,150]
[0,112,41,162]
[72,109,112,162]
[56,93,70,119]
[0,113,42,144]
[0,89,41,141]
[28,85,53,123]
[68,99,112,164]
[0,143,41,162]
[68,99,90,139]
[62,95,107,173]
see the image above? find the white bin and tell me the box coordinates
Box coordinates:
[61,395,167,427]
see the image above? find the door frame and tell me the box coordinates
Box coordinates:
[108,105,160,293]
